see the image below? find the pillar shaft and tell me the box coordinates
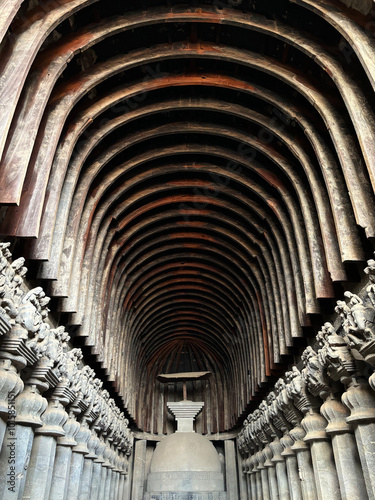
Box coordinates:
[302,412,340,500]
[352,422,375,498]
[260,468,270,500]
[0,424,33,499]
[22,434,57,500]
[90,462,103,500]
[290,427,317,500]
[49,445,73,500]
[285,455,302,500]
[321,396,367,500]
[281,433,302,500]
[270,438,290,500]
[67,451,85,499]
[342,378,375,499]
[98,465,108,500]
[78,457,94,500]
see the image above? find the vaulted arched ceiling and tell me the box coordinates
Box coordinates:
[0,0,375,433]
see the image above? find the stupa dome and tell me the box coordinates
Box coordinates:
[150,432,222,473]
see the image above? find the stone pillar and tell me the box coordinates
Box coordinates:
[66,420,91,499]
[122,453,132,500]
[301,410,340,500]
[289,425,317,500]
[0,321,66,500]
[254,456,263,500]
[342,377,375,499]
[256,448,269,500]
[270,437,290,500]
[90,437,106,500]
[321,394,368,500]
[22,397,67,500]
[225,439,239,500]
[79,429,100,499]
[117,453,130,500]
[49,412,80,500]
[280,432,302,500]
[263,444,278,500]
[131,439,147,500]
[0,357,24,450]
[102,439,115,499]
[98,460,109,500]
[248,455,257,500]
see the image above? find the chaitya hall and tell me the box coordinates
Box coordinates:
[1,0,375,498]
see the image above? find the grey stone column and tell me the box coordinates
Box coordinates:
[90,461,104,500]
[301,410,341,500]
[131,439,147,500]
[49,413,80,500]
[225,439,239,500]
[256,448,269,500]
[0,358,24,451]
[263,444,278,500]
[90,436,106,500]
[270,437,290,500]
[321,394,368,500]
[22,398,68,500]
[289,425,317,500]
[342,377,375,499]
[98,462,109,500]
[114,469,120,500]
[102,440,114,498]
[0,381,47,500]
[66,420,91,499]
[104,467,114,499]
[250,450,263,500]
[248,455,257,500]
[237,443,248,500]
[280,432,302,500]
[118,455,130,500]
[78,429,100,500]
[122,452,133,500]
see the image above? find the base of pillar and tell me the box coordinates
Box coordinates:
[144,492,227,500]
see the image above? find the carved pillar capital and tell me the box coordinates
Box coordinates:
[35,398,68,437]
[0,358,24,418]
[274,378,303,427]
[342,376,375,424]
[285,367,322,415]
[320,394,351,435]
[14,383,48,427]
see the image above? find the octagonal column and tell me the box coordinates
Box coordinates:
[301,409,340,500]
[321,394,367,500]
[49,411,80,500]
[288,425,316,500]
[269,437,290,500]
[280,432,302,500]
[256,448,270,500]
[263,444,278,500]
[23,396,68,500]
[342,377,375,499]
[79,429,100,499]
[0,381,46,500]
[66,419,92,499]
[90,436,106,500]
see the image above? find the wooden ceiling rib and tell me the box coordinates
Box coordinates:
[0,0,375,432]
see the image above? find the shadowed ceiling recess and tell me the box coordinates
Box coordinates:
[0,0,375,433]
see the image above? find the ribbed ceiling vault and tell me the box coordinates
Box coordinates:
[0,0,375,433]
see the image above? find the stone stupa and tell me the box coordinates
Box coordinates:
[144,372,227,500]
